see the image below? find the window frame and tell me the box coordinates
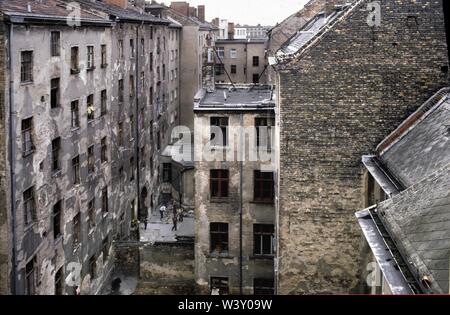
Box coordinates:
[210,223,229,254]
[21,51,34,83]
[210,169,229,199]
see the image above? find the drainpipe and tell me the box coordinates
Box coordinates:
[7,22,18,295]
[135,23,142,278]
[239,113,244,295]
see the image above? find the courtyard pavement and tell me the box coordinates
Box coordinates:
[139,210,194,243]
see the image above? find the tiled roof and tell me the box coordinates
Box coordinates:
[0,0,108,22]
[75,0,169,24]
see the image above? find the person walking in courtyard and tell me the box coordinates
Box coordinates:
[177,207,184,222]
[159,204,166,221]
[172,214,178,231]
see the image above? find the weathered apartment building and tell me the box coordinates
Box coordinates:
[235,25,270,40]
[356,88,450,294]
[214,39,268,84]
[270,0,450,294]
[0,0,180,295]
[193,84,276,295]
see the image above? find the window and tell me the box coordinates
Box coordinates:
[150,52,153,71]
[157,66,160,81]
[254,171,274,203]
[73,212,81,248]
[22,118,34,156]
[101,90,107,116]
[253,279,274,295]
[88,198,95,231]
[210,117,228,147]
[150,156,154,176]
[55,267,63,295]
[141,38,145,55]
[118,122,123,146]
[254,224,274,256]
[87,46,94,70]
[87,94,94,121]
[23,187,36,225]
[130,39,135,58]
[150,87,153,105]
[210,277,229,295]
[118,79,124,103]
[53,200,62,239]
[255,117,274,150]
[215,64,225,75]
[210,223,228,254]
[102,237,110,262]
[230,48,237,58]
[52,137,61,172]
[130,156,135,182]
[101,44,107,67]
[72,155,80,185]
[129,75,135,99]
[157,37,160,54]
[140,72,145,90]
[21,51,33,82]
[253,74,260,84]
[157,130,161,150]
[140,146,146,168]
[101,137,107,163]
[162,163,172,183]
[231,65,236,74]
[51,32,60,57]
[87,145,95,174]
[130,115,135,140]
[50,78,60,108]
[163,64,166,80]
[70,47,79,74]
[216,47,224,58]
[170,70,174,81]
[89,255,96,279]
[175,68,178,78]
[118,40,124,60]
[210,170,229,198]
[25,257,37,295]
[170,50,174,61]
[102,187,108,213]
[71,100,80,128]
[253,56,260,66]
[140,108,145,130]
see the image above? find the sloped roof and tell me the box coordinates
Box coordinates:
[356,88,450,294]
[75,0,169,24]
[0,0,110,24]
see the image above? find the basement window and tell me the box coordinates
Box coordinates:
[253,278,274,295]
[21,118,34,156]
[21,51,33,83]
[210,277,229,295]
[254,224,275,256]
[53,200,62,240]
[210,223,229,255]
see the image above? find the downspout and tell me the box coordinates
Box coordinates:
[7,22,18,295]
[239,113,244,295]
[135,23,142,277]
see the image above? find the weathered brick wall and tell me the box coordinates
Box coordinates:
[276,0,450,294]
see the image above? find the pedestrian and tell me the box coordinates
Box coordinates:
[144,218,148,230]
[159,204,166,221]
[177,207,184,222]
[172,215,178,231]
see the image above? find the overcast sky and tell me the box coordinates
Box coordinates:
[160,0,310,26]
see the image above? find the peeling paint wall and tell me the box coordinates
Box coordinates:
[194,111,275,295]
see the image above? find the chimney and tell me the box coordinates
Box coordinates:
[104,0,128,9]
[170,1,189,16]
[198,5,205,23]
[188,6,197,18]
[228,22,235,39]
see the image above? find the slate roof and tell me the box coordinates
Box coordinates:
[356,88,450,294]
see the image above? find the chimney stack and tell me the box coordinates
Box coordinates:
[170,1,189,16]
[198,5,205,23]
[188,6,197,18]
[104,0,128,9]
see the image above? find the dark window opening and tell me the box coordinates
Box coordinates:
[70,47,79,74]
[72,155,80,185]
[23,187,36,225]
[254,171,274,203]
[87,94,94,121]
[101,90,107,116]
[25,257,37,295]
[253,56,260,66]
[22,118,34,156]
[231,65,237,74]
[87,145,95,174]
[210,223,229,254]
[101,137,107,163]
[50,78,60,108]
[52,137,61,172]
[73,212,81,249]
[210,117,228,147]
[162,163,172,183]
[254,224,274,256]
[210,277,229,295]
[102,187,108,213]
[53,200,62,239]
[210,169,229,198]
[55,267,63,295]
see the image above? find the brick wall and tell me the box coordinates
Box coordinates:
[276,0,450,294]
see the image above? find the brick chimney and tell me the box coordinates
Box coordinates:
[228,22,235,39]
[188,6,197,18]
[104,0,128,9]
[198,5,205,23]
[170,1,189,16]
